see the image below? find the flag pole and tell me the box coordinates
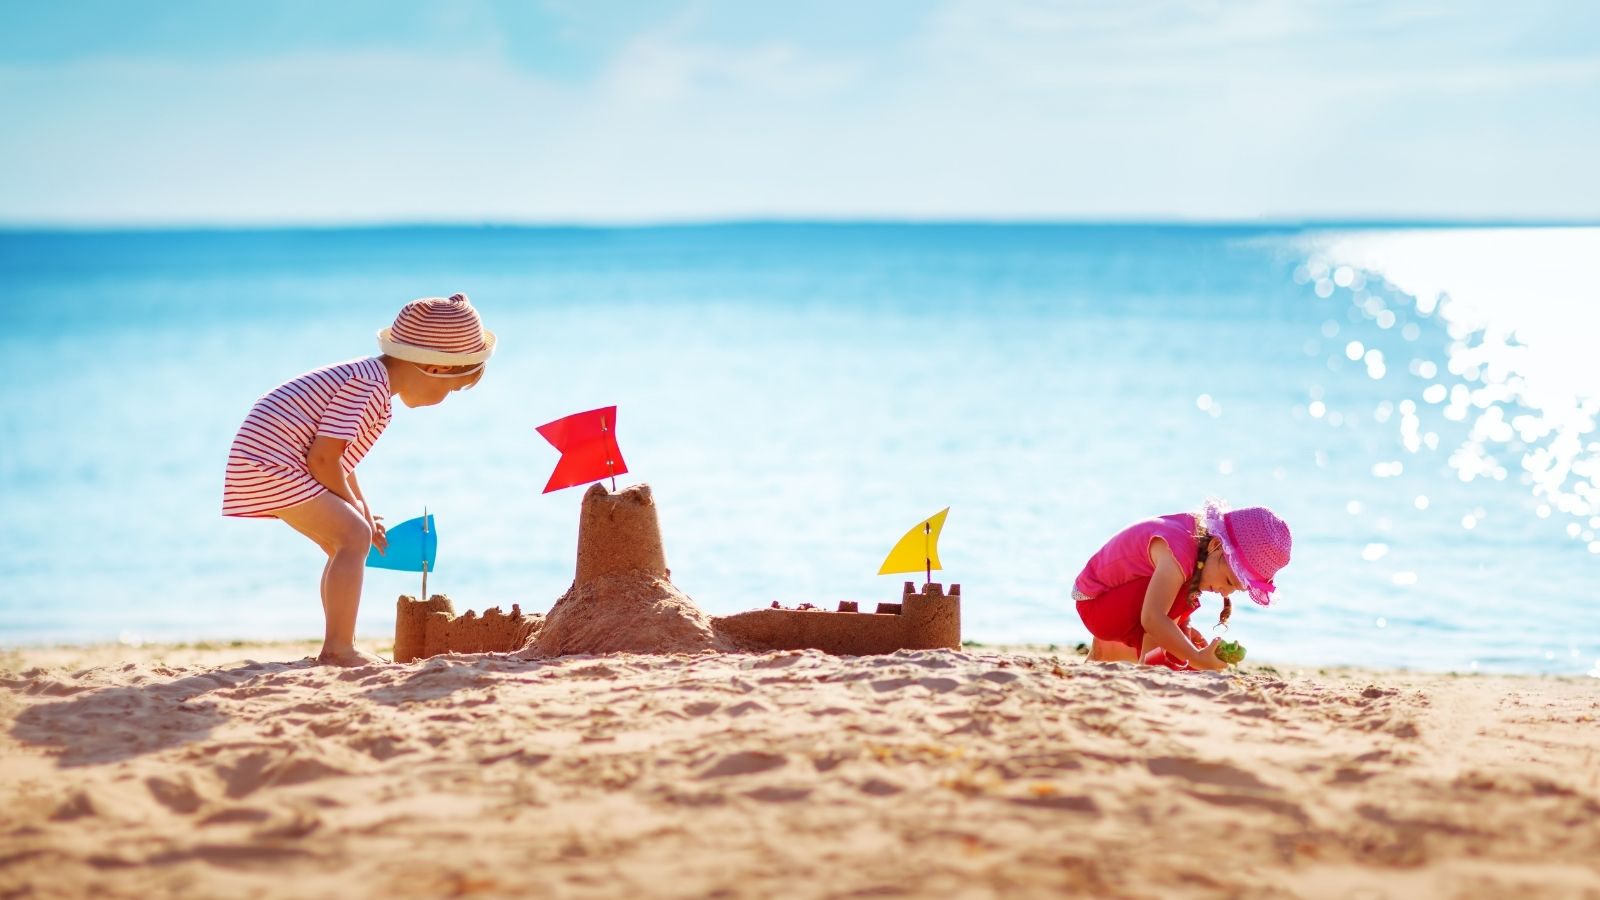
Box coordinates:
[603,414,617,491]
[924,520,931,587]
[421,506,430,600]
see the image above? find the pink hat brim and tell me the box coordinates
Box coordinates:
[1245,581,1275,607]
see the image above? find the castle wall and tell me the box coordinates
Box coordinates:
[394,596,541,662]
[711,583,961,656]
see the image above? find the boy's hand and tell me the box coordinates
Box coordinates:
[369,514,388,554]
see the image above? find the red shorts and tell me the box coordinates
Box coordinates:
[1075,577,1199,651]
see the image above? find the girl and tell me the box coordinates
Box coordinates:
[1073,501,1291,671]
[222,294,495,666]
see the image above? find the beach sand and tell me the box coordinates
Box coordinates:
[3,641,1598,899]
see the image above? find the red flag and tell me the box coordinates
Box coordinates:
[536,406,628,494]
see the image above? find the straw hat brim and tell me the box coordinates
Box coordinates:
[377,328,496,366]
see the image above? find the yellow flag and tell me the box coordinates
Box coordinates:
[878,507,950,576]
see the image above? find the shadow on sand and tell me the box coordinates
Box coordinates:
[5,659,314,767]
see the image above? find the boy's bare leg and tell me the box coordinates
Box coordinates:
[1086,638,1139,663]
[277,492,384,667]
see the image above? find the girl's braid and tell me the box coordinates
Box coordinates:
[1190,518,1232,630]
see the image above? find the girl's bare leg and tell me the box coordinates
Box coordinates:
[1086,638,1139,663]
[277,492,383,667]
[1140,634,1160,664]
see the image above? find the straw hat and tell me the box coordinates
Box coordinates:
[1201,500,1292,606]
[376,293,496,365]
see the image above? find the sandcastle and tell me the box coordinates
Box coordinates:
[392,482,962,661]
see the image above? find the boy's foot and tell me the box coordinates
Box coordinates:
[316,646,386,667]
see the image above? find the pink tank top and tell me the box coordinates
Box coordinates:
[1073,513,1200,600]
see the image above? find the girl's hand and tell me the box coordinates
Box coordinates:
[369,514,388,554]
[1189,638,1229,671]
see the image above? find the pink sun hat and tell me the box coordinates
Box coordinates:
[1201,500,1292,606]
[377,293,496,365]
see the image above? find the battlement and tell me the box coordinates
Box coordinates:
[712,581,961,656]
[393,595,542,662]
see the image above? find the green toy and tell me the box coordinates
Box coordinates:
[1215,640,1247,666]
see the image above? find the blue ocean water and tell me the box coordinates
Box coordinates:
[1,224,1596,675]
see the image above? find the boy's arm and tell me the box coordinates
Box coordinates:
[306,436,361,509]
[347,469,386,553]
[307,438,387,552]
[347,467,370,514]
[1141,541,1225,670]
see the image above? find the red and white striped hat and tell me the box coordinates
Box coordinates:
[377,293,496,365]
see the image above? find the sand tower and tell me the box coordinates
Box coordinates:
[521,483,727,657]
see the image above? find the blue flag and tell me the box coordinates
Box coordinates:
[366,513,437,572]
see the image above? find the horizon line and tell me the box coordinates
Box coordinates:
[3,214,1598,235]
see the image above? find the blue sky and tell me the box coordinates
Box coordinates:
[1,0,1596,224]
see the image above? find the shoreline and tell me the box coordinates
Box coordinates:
[4,640,1599,898]
[4,638,1593,681]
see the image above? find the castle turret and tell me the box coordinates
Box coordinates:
[394,594,455,662]
[574,482,668,585]
[901,581,961,650]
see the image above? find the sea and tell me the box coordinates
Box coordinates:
[2,223,1597,676]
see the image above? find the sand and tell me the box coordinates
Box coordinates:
[3,641,1598,899]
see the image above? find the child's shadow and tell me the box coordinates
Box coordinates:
[8,659,314,767]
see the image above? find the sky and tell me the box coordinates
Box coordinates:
[1,0,1596,225]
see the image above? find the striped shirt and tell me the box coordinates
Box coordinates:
[222,357,393,518]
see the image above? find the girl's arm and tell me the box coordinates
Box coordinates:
[1142,539,1225,670]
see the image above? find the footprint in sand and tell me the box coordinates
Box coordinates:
[1007,793,1099,812]
[859,777,904,797]
[1146,756,1273,791]
[213,748,351,799]
[199,806,274,826]
[870,676,961,694]
[744,786,812,802]
[145,774,205,814]
[699,751,787,779]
